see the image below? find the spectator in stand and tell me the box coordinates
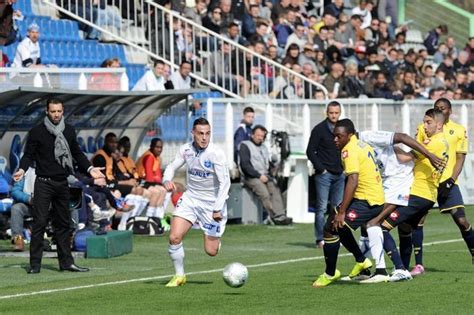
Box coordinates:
[393,32,406,50]
[219,0,235,31]
[454,50,469,72]
[344,62,366,98]
[364,18,379,47]
[352,0,373,29]
[324,0,344,19]
[12,23,43,69]
[428,86,445,100]
[298,44,317,72]
[183,0,207,26]
[274,12,294,51]
[315,49,328,75]
[437,55,455,77]
[372,71,403,100]
[224,22,248,46]
[377,0,398,38]
[424,24,448,55]
[454,70,468,91]
[313,26,330,53]
[281,43,300,65]
[284,22,307,52]
[88,57,122,91]
[445,36,459,59]
[132,60,166,91]
[233,106,255,164]
[343,14,363,46]
[464,37,474,63]
[239,125,292,225]
[378,21,390,44]
[202,5,223,34]
[242,5,260,39]
[400,70,419,99]
[271,0,291,23]
[9,167,35,251]
[453,87,467,100]
[433,42,448,64]
[252,0,271,21]
[401,49,416,73]
[170,60,192,89]
[313,12,336,34]
[323,62,346,99]
[346,45,367,67]
[0,0,20,46]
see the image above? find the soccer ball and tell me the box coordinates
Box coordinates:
[223,262,248,288]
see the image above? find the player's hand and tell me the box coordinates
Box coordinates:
[332,212,346,230]
[94,178,107,187]
[164,180,176,192]
[213,211,223,222]
[259,175,269,183]
[438,178,455,199]
[89,167,105,179]
[427,153,445,171]
[13,169,25,182]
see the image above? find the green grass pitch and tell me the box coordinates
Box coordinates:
[0,207,473,314]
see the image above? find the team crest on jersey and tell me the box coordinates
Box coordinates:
[389,210,399,220]
[204,160,213,169]
[342,150,349,159]
[423,139,430,145]
[346,210,358,221]
[449,129,454,135]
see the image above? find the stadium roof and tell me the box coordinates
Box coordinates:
[0,87,209,137]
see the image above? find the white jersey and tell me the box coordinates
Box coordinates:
[12,37,40,68]
[359,130,413,179]
[163,142,230,211]
[132,70,166,91]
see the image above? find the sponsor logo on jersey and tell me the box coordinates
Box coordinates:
[346,210,358,221]
[188,168,211,178]
[204,160,213,169]
[389,210,399,220]
[342,150,349,159]
[397,194,409,201]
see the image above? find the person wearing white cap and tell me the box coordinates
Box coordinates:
[12,23,44,69]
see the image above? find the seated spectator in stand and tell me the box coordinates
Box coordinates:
[224,22,248,46]
[344,62,366,98]
[12,23,43,69]
[239,125,292,225]
[274,12,294,51]
[202,5,223,34]
[184,0,207,26]
[352,0,373,29]
[284,22,307,52]
[323,62,346,99]
[454,51,469,72]
[281,43,300,66]
[298,44,317,71]
[9,167,36,251]
[0,0,21,46]
[88,0,124,40]
[464,37,474,63]
[233,106,255,164]
[324,0,344,19]
[132,60,166,91]
[424,24,448,55]
[242,5,260,39]
[219,0,235,31]
[169,60,192,89]
[372,71,403,100]
[88,57,122,91]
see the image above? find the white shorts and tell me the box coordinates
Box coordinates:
[174,193,227,238]
[383,173,414,207]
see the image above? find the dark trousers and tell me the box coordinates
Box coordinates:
[31,177,74,269]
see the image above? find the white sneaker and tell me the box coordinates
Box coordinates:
[360,274,390,284]
[389,269,413,282]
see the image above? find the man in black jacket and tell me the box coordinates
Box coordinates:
[306,101,345,247]
[13,98,104,274]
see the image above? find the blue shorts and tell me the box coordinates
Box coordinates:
[438,184,464,213]
[328,199,383,231]
[383,195,433,230]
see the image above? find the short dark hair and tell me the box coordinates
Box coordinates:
[243,106,255,115]
[434,97,452,109]
[46,98,63,110]
[153,60,165,67]
[327,101,341,110]
[180,60,191,68]
[425,108,445,123]
[150,138,163,149]
[252,124,267,134]
[118,136,130,146]
[335,118,355,134]
[193,117,210,129]
[105,132,117,142]
[228,22,239,29]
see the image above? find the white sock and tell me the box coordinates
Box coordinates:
[154,206,164,218]
[168,242,185,276]
[359,236,372,258]
[367,226,386,269]
[146,206,157,217]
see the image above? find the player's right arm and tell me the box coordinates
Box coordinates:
[163,146,186,191]
[393,132,445,170]
[334,173,358,230]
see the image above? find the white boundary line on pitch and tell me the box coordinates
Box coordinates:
[0,238,462,300]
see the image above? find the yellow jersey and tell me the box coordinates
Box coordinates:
[411,132,449,202]
[416,120,467,182]
[341,135,384,206]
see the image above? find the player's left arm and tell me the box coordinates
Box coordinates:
[451,153,466,181]
[393,132,444,170]
[334,173,358,230]
[212,150,231,221]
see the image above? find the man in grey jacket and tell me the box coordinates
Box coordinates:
[239,125,292,225]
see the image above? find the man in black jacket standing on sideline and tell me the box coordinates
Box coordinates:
[13,98,104,274]
[306,101,344,248]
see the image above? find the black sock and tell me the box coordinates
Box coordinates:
[461,225,474,257]
[399,233,413,270]
[323,236,340,276]
[339,226,365,263]
[383,230,405,270]
[375,268,388,276]
[412,226,424,265]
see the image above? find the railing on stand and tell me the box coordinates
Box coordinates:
[45,0,328,99]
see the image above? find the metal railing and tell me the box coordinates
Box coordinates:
[44,0,328,99]
[0,67,128,91]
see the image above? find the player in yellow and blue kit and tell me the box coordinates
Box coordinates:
[408,98,474,274]
[313,119,389,287]
[381,109,449,273]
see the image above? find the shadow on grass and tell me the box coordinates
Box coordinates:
[223,292,245,295]
[286,242,317,249]
[147,280,214,285]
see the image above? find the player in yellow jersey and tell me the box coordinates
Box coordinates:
[381,109,449,274]
[408,98,474,275]
[313,119,389,288]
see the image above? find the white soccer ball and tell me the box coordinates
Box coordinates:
[223,262,248,288]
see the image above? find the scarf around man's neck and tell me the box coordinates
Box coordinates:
[43,116,74,173]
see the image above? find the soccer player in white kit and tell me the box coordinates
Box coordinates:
[356,130,443,282]
[163,118,231,287]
